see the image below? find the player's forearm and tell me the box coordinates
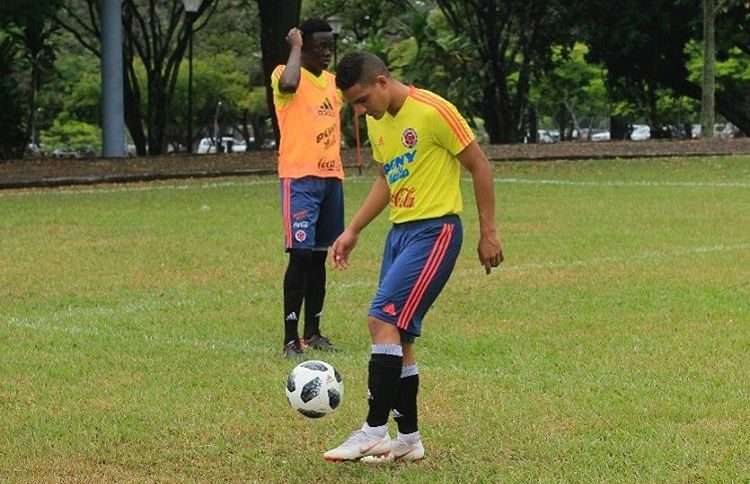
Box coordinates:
[348,175,390,234]
[459,142,498,236]
[279,46,302,92]
[471,165,498,237]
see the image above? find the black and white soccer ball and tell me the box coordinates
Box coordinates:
[285,360,343,418]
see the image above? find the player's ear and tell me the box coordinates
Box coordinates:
[375,75,388,89]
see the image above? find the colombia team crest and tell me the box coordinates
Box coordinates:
[401,128,418,149]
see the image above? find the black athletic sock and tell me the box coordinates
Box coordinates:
[394,365,419,434]
[283,250,311,344]
[303,251,327,340]
[366,350,403,427]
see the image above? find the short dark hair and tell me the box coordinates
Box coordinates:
[299,18,332,47]
[335,52,389,90]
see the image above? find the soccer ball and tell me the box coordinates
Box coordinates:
[286,360,343,418]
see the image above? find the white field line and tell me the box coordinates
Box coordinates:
[5,315,275,356]
[3,241,748,355]
[492,178,750,188]
[3,313,501,375]
[2,175,749,198]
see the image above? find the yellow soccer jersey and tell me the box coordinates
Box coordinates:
[367,87,475,224]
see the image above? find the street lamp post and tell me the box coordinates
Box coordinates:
[328,16,342,67]
[183,0,202,153]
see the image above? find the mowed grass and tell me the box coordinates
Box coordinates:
[1,156,749,483]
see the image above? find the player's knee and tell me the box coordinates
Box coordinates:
[402,344,416,366]
[367,316,401,344]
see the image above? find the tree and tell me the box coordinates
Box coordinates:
[0,0,60,157]
[56,0,219,155]
[531,44,609,141]
[0,34,26,159]
[581,0,749,136]
[167,53,265,150]
[257,0,301,145]
[433,0,576,143]
[702,0,717,138]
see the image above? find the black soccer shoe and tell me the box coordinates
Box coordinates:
[304,334,338,352]
[283,339,305,359]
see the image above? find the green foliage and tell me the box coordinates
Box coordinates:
[531,43,609,130]
[0,32,26,159]
[40,114,101,151]
[169,52,265,143]
[686,40,750,84]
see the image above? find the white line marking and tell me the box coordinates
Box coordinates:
[492,178,750,188]
[496,242,750,273]
[4,241,747,339]
[0,176,376,198]
[3,174,749,199]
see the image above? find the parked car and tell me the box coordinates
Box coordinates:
[591,130,611,142]
[197,137,247,154]
[630,124,651,141]
[51,146,81,158]
[537,130,555,144]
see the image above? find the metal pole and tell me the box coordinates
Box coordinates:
[102,0,125,157]
[333,33,338,67]
[187,14,194,153]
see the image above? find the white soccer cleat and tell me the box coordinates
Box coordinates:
[361,436,425,464]
[323,429,391,462]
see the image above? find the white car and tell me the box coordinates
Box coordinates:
[591,130,611,141]
[630,124,651,141]
[197,137,247,154]
[537,130,555,144]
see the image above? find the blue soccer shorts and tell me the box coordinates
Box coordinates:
[368,214,463,341]
[280,176,344,251]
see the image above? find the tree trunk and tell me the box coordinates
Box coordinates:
[257,0,301,147]
[26,59,39,145]
[701,0,716,139]
[527,106,538,143]
[610,115,629,140]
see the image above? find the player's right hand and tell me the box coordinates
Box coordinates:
[286,28,303,48]
[331,229,358,270]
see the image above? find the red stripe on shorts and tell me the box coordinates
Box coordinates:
[396,223,453,329]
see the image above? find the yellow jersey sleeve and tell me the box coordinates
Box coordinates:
[271,65,293,108]
[429,97,474,156]
[409,89,474,156]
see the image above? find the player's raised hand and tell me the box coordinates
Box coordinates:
[478,232,503,274]
[331,229,359,270]
[286,27,303,48]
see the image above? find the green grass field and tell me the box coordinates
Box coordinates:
[2,156,749,483]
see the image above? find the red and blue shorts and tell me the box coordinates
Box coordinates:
[280,176,344,251]
[368,214,463,342]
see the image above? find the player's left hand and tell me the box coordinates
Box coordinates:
[331,229,359,270]
[478,232,503,274]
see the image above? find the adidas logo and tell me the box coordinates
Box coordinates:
[382,303,397,316]
[318,97,335,116]
[285,311,298,321]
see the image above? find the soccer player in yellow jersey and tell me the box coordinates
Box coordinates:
[323,52,504,462]
[271,19,344,358]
